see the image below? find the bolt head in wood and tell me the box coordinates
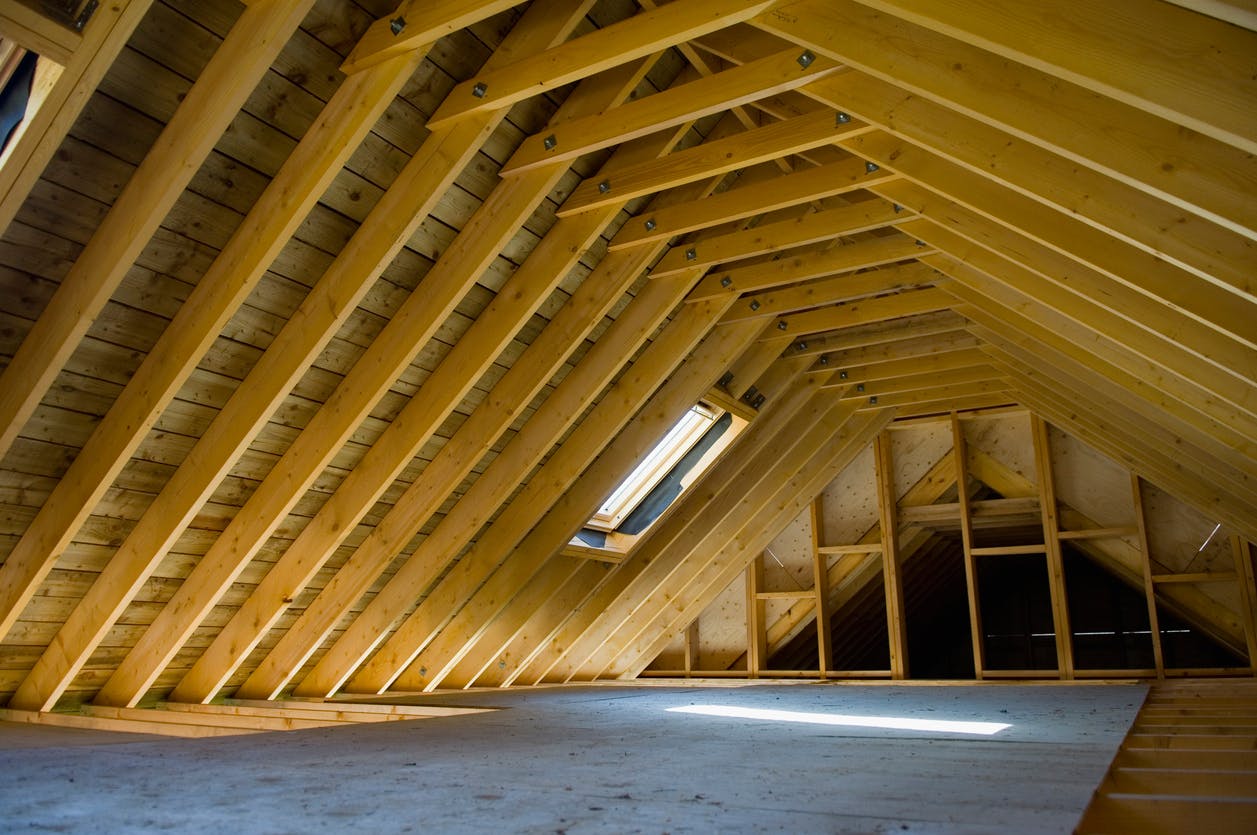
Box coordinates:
[796,341,808,350]
[865,161,879,173]
[720,276,732,287]
[797,50,815,68]
[752,394,766,409]
[390,16,406,35]
[472,81,488,98]
[856,383,865,392]
[685,247,697,260]
[598,180,611,194]
[893,203,902,213]
[818,355,829,365]
[776,320,788,331]
[839,370,848,379]
[869,396,878,405]
[543,134,557,150]
[749,300,761,311]
[644,218,656,231]
[836,111,851,124]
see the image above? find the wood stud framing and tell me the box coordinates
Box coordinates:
[0,0,1251,719]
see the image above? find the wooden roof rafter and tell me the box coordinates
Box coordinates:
[0,0,1251,711]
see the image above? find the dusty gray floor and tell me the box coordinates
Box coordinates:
[0,682,1144,833]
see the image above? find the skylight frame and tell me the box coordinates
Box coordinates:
[586,402,721,532]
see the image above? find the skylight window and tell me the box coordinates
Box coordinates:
[570,400,747,555]
[588,402,721,532]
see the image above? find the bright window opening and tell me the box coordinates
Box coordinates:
[588,402,721,532]
[572,400,746,553]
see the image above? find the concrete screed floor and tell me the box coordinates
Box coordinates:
[0,682,1144,833]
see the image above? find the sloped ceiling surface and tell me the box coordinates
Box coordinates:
[0,0,1252,711]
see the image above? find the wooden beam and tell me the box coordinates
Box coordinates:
[863,146,1257,341]
[1058,528,1139,541]
[468,561,614,688]
[92,0,590,708]
[0,0,317,655]
[502,45,840,174]
[952,412,985,678]
[811,495,833,674]
[436,557,603,689]
[874,432,908,678]
[693,234,931,302]
[655,197,911,277]
[169,55,660,706]
[610,407,894,679]
[986,341,1257,546]
[850,379,1011,411]
[724,331,791,399]
[426,0,779,129]
[821,331,982,371]
[560,378,848,681]
[821,347,990,386]
[357,314,764,694]
[794,311,968,357]
[173,57,653,709]
[1151,573,1239,584]
[342,0,531,74]
[718,261,938,324]
[934,259,1257,470]
[746,555,767,676]
[236,209,680,701]
[755,0,1257,237]
[818,544,883,555]
[559,108,875,216]
[1031,414,1074,679]
[525,366,827,683]
[963,302,1257,511]
[609,155,897,250]
[239,106,749,703]
[2,49,428,714]
[0,0,311,465]
[984,354,1257,540]
[851,0,1257,153]
[838,364,998,398]
[988,341,1257,518]
[685,619,700,677]
[294,298,753,697]
[896,207,1257,429]
[807,69,1254,292]
[768,286,953,340]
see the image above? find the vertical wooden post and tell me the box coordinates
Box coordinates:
[810,495,834,677]
[1031,415,1074,679]
[952,413,986,679]
[1231,536,1257,677]
[684,619,699,679]
[746,554,766,678]
[1131,474,1165,678]
[874,432,908,679]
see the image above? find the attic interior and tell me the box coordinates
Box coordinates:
[0,0,1254,831]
